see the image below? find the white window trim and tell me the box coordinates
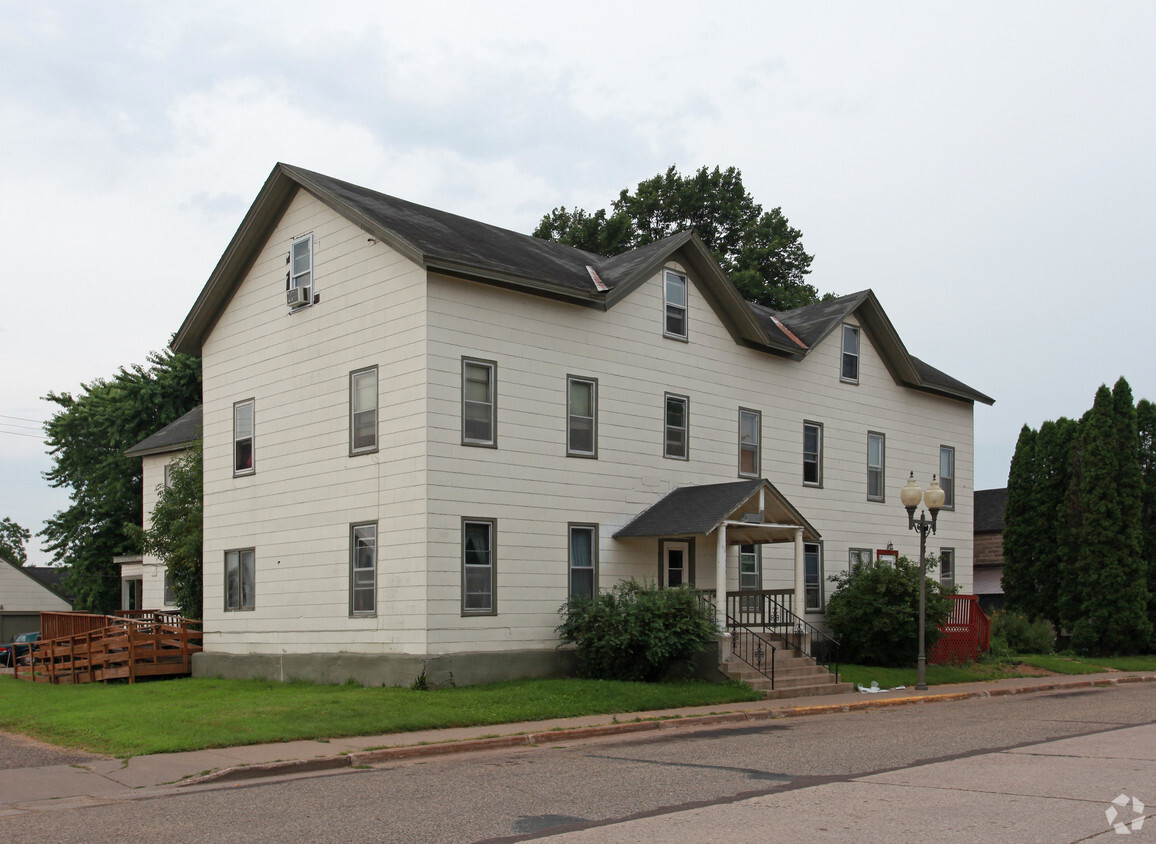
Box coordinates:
[461,358,497,447]
[568,523,598,600]
[803,421,823,487]
[290,233,313,290]
[224,548,255,612]
[849,547,873,570]
[738,408,761,478]
[462,517,496,615]
[233,399,255,477]
[663,269,689,340]
[664,393,689,460]
[841,324,860,384]
[738,543,761,591]
[350,366,379,456]
[867,431,885,502]
[566,375,598,458]
[939,547,955,588]
[940,445,956,510]
[350,522,377,616]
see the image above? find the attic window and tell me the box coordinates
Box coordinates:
[841,324,860,383]
[290,234,313,291]
[664,270,688,340]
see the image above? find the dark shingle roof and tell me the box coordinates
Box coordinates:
[615,480,767,537]
[125,406,203,457]
[26,566,73,602]
[975,488,1009,532]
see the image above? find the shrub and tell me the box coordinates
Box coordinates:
[825,555,954,667]
[556,581,719,682]
[989,610,1055,655]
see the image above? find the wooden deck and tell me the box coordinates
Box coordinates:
[15,611,202,684]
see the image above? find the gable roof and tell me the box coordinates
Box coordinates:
[0,556,74,606]
[975,488,1009,533]
[125,405,203,458]
[173,164,992,406]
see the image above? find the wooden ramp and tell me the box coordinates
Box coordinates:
[15,611,202,684]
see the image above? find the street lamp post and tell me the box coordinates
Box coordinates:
[900,472,945,692]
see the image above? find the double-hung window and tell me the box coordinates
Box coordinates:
[233,399,255,476]
[350,367,378,455]
[225,548,255,611]
[664,270,688,339]
[939,548,955,587]
[841,324,860,383]
[939,445,955,509]
[290,234,313,291]
[664,393,689,459]
[803,421,823,486]
[462,358,496,446]
[350,522,377,615]
[738,409,760,478]
[739,544,760,591]
[567,376,597,457]
[462,518,496,614]
[804,542,823,611]
[568,524,597,599]
[867,431,885,501]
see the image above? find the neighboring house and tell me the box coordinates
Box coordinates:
[116,405,203,612]
[973,487,1008,613]
[0,554,73,641]
[170,163,993,686]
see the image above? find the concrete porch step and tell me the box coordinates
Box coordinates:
[760,681,856,700]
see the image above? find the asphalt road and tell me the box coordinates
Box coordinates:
[1,683,1152,843]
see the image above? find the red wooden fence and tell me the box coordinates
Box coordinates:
[929,595,991,665]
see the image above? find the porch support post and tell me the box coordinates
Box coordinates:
[715,525,730,662]
[793,527,805,619]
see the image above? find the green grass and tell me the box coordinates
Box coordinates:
[0,676,762,757]
[840,652,1156,690]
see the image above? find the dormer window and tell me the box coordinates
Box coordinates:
[841,324,860,383]
[664,270,688,340]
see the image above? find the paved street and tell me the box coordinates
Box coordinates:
[0,680,1152,842]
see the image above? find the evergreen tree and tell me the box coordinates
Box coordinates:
[1002,425,1043,616]
[1137,398,1156,645]
[1033,418,1077,630]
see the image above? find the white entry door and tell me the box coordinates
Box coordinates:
[664,541,690,588]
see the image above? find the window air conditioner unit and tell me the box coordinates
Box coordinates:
[287,285,312,309]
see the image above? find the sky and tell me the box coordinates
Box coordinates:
[2,1,1154,567]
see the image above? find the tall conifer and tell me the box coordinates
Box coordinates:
[1002,425,1042,616]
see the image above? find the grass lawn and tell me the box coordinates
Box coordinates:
[839,653,1156,690]
[0,676,762,758]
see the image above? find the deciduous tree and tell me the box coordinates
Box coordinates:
[0,517,31,566]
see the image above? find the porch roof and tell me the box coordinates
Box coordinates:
[613,479,820,543]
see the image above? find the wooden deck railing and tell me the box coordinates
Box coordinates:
[930,595,991,665]
[16,614,202,685]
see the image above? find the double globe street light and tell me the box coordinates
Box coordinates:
[901,471,945,691]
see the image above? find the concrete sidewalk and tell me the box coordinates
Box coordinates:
[0,671,1152,818]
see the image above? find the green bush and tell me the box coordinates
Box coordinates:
[825,555,954,667]
[556,581,719,682]
[989,610,1055,655]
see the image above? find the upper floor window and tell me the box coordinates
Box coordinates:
[233,399,254,476]
[867,431,885,501]
[664,393,689,459]
[462,358,496,447]
[738,408,760,477]
[567,376,597,457]
[350,367,378,455]
[664,270,688,339]
[350,522,377,616]
[803,421,823,487]
[939,445,955,509]
[569,524,598,600]
[841,324,860,383]
[939,548,955,587]
[290,234,313,290]
[462,518,496,615]
[225,548,255,611]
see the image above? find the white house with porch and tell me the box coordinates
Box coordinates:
[170,163,992,689]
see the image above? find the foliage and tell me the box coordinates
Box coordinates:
[0,676,761,757]
[533,165,823,310]
[556,581,719,682]
[39,350,202,613]
[128,441,203,619]
[1138,399,1156,641]
[0,517,31,566]
[824,555,954,667]
[989,610,1055,656]
[1001,425,1040,616]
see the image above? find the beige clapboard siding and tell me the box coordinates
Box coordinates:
[421,264,975,650]
[201,190,431,653]
[137,452,179,609]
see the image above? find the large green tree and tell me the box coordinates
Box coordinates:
[1001,425,1042,616]
[0,517,31,566]
[129,441,203,620]
[1138,398,1156,640]
[533,165,822,310]
[40,350,201,613]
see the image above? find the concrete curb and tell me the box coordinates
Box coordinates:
[179,673,1156,787]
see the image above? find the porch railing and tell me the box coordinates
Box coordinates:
[697,591,779,688]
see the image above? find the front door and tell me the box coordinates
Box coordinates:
[664,541,690,588]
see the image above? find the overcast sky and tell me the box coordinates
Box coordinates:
[3,2,1154,566]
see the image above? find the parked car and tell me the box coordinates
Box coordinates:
[0,632,40,667]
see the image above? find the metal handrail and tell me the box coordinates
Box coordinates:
[697,591,778,688]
